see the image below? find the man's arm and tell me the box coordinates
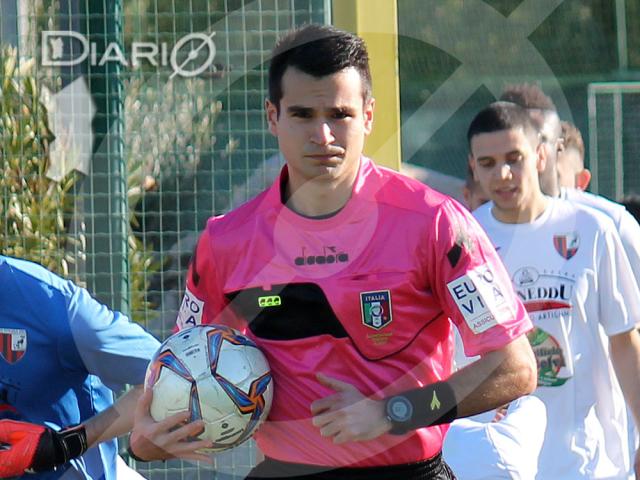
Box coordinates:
[609,329,640,477]
[448,334,536,417]
[84,386,142,446]
[0,385,145,478]
[310,334,536,443]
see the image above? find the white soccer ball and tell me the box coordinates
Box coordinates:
[145,324,273,452]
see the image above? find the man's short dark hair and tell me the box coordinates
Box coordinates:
[560,121,585,165]
[499,83,560,143]
[268,24,372,113]
[467,101,538,148]
[500,83,557,112]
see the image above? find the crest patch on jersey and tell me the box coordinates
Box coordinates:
[177,287,205,330]
[447,264,509,334]
[360,290,392,330]
[0,329,27,364]
[553,233,579,260]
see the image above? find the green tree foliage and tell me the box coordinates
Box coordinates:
[0,46,160,323]
[0,46,81,277]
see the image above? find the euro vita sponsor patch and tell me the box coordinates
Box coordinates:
[447,264,511,334]
[177,286,205,329]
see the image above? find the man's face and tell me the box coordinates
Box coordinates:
[470,128,545,220]
[265,67,373,189]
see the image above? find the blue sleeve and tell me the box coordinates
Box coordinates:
[61,282,161,391]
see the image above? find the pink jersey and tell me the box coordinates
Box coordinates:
[177,156,531,467]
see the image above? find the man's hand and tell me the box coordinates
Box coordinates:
[310,373,391,444]
[0,419,87,478]
[128,388,213,463]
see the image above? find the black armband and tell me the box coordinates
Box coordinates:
[384,381,458,435]
[126,443,149,463]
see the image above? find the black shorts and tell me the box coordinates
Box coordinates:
[244,452,456,480]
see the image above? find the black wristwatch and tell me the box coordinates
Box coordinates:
[384,395,414,435]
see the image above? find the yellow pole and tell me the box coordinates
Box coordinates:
[333,0,402,171]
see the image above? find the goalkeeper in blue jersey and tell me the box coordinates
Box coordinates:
[0,254,161,479]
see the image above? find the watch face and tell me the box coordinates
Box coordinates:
[388,396,413,422]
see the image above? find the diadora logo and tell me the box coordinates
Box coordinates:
[258,295,281,308]
[294,246,348,266]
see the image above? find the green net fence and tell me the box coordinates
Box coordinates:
[588,82,640,200]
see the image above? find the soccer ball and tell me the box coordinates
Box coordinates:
[145,324,273,452]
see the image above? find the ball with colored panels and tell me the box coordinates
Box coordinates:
[145,324,273,451]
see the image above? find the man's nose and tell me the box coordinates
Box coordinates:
[497,163,512,180]
[310,122,334,145]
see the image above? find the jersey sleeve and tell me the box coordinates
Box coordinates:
[616,209,640,297]
[63,283,161,392]
[427,199,532,357]
[175,219,234,331]
[596,227,640,336]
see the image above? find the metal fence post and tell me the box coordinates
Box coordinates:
[86,0,129,312]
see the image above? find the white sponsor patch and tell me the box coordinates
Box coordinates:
[447,264,509,334]
[177,287,205,329]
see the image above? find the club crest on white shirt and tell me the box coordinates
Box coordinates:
[553,232,579,260]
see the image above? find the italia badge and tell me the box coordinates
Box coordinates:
[0,328,27,364]
[360,290,392,330]
[553,233,579,260]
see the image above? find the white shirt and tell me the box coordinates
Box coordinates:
[444,396,547,480]
[474,198,639,479]
[561,187,640,473]
[561,187,640,300]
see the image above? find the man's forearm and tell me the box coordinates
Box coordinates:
[448,334,537,418]
[380,334,536,436]
[610,329,640,428]
[83,386,143,447]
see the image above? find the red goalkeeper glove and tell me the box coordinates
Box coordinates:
[0,419,88,478]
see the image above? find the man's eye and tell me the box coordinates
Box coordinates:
[333,111,350,119]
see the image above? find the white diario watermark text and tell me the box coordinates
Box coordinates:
[41,31,217,78]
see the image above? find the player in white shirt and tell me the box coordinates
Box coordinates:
[501,85,640,298]
[557,121,640,467]
[556,120,640,298]
[468,101,640,479]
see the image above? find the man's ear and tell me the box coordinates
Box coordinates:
[265,99,278,136]
[536,142,548,173]
[363,97,375,136]
[575,168,591,191]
